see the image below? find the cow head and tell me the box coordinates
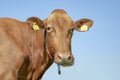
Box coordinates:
[44,9,93,67]
[26,9,93,67]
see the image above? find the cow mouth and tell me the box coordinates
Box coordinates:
[55,61,74,67]
[59,63,73,67]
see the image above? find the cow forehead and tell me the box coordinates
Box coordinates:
[47,10,73,28]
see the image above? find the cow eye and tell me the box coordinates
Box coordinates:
[46,27,54,33]
[47,27,51,31]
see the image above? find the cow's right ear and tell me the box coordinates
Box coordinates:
[26,17,44,31]
[74,19,93,32]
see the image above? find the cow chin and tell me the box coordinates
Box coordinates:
[57,61,74,67]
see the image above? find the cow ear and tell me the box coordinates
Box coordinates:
[74,19,93,32]
[26,17,44,31]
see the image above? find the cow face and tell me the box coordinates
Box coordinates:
[43,9,93,67]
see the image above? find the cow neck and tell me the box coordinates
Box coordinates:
[44,30,53,59]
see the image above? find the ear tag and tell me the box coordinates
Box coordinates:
[33,23,40,31]
[80,24,89,32]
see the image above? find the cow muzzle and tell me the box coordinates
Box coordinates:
[54,51,74,67]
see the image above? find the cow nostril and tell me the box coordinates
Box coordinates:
[68,55,71,61]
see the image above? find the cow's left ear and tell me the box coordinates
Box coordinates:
[74,19,93,32]
[26,17,44,31]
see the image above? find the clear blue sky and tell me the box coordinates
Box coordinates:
[0,0,120,80]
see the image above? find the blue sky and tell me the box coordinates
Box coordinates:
[0,0,120,80]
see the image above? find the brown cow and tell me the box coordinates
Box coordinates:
[0,9,93,80]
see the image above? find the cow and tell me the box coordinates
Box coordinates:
[0,9,93,80]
